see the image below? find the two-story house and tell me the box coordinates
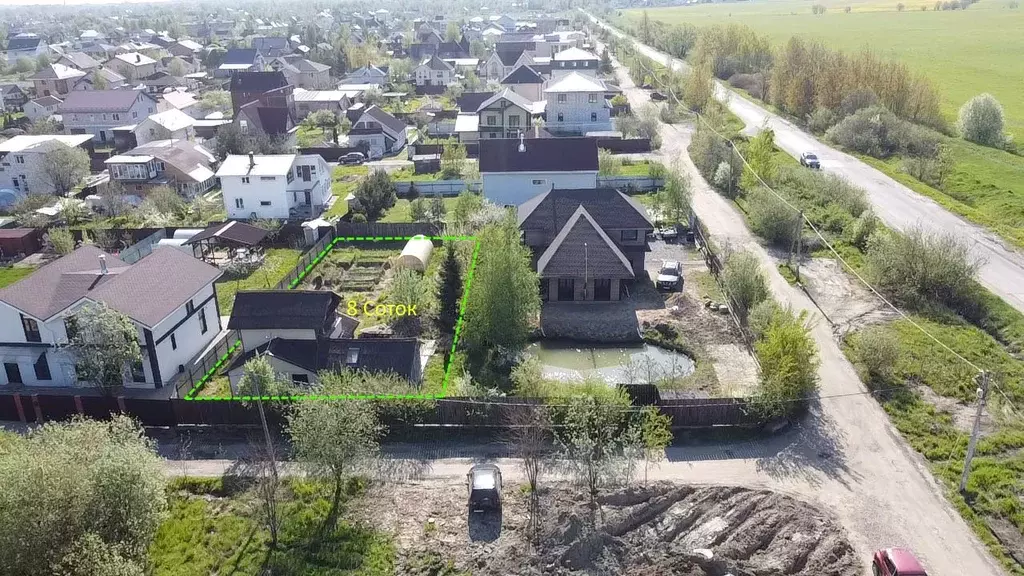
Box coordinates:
[61,89,158,143]
[551,47,599,78]
[476,88,537,140]
[168,39,204,58]
[223,290,420,389]
[24,95,62,122]
[292,88,351,121]
[72,67,128,91]
[269,56,333,90]
[543,72,613,135]
[347,105,408,159]
[230,70,292,114]
[518,187,653,302]
[480,136,598,206]
[500,64,545,102]
[132,108,196,145]
[0,134,94,195]
[56,51,102,71]
[0,84,30,112]
[104,52,158,80]
[413,55,455,87]
[105,139,216,197]
[217,48,265,78]
[340,64,388,86]
[30,64,87,97]
[483,49,527,81]
[5,34,48,62]
[217,152,331,220]
[0,245,222,389]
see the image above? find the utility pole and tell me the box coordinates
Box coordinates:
[793,210,804,282]
[959,371,990,494]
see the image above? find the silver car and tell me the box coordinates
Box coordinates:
[657,261,683,291]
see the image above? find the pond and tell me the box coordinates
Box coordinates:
[525,340,695,384]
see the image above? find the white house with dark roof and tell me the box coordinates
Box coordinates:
[476,88,537,140]
[0,134,94,195]
[30,64,87,97]
[500,64,545,102]
[0,245,223,389]
[217,153,331,220]
[60,89,158,142]
[544,72,612,134]
[413,55,455,87]
[24,95,63,122]
[104,52,159,80]
[347,105,408,159]
[551,47,599,78]
[480,136,600,207]
[5,34,48,62]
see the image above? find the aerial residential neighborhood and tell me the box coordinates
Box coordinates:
[0,1,1021,576]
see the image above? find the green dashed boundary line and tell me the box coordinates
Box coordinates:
[183,235,479,402]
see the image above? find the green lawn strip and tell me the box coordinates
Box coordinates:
[215,248,303,317]
[151,478,394,576]
[379,198,460,223]
[0,266,36,288]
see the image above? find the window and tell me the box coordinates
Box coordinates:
[185,300,195,315]
[132,111,138,118]
[241,177,250,184]
[345,348,360,365]
[260,176,276,181]
[557,93,567,103]
[4,362,22,385]
[557,113,564,122]
[198,308,208,334]
[621,229,638,241]
[436,71,443,78]
[532,179,545,185]
[260,201,272,206]
[130,359,146,383]
[292,373,309,384]
[589,94,597,103]
[509,115,520,127]
[591,112,598,122]
[65,317,78,341]
[286,169,294,184]
[34,353,51,381]
[20,315,41,343]
[170,333,177,350]
[235,198,244,209]
[112,113,120,120]
[149,128,155,136]
[487,115,496,126]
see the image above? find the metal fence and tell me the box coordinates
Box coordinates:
[334,222,439,239]
[118,229,167,264]
[272,227,338,290]
[173,331,242,399]
[597,175,664,191]
[396,180,482,196]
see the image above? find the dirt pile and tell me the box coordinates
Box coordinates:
[364,481,859,576]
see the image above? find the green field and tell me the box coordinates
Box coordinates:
[625,0,1024,134]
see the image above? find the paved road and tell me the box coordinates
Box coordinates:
[597,46,1004,576]
[590,14,1024,315]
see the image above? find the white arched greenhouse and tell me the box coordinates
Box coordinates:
[397,235,434,272]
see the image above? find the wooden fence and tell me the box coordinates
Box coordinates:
[334,222,439,239]
[172,330,242,399]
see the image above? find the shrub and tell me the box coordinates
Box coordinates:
[722,251,769,320]
[825,106,939,159]
[727,73,764,95]
[807,107,838,134]
[351,212,367,223]
[354,169,397,220]
[846,210,878,250]
[753,306,818,418]
[712,161,738,198]
[747,188,798,246]
[610,93,628,107]
[840,88,879,117]
[598,148,622,175]
[406,181,420,200]
[748,298,782,340]
[648,161,668,180]
[49,227,75,254]
[855,326,900,382]
[409,198,427,222]
[688,125,735,182]
[957,93,1006,148]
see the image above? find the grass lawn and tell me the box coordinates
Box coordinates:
[626,2,1024,135]
[327,165,370,218]
[296,124,333,148]
[215,248,303,316]
[379,198,460,223]
[151,477,393,576]
[0,266,35,289]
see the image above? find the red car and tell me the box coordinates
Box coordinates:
[873,548,929,576]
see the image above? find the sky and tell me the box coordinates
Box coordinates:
[0,0,174,6]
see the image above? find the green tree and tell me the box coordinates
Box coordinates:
[556,392,632,511]
[639,407,673,485]
[388,268,428,331]
[599,48,612,73]
[437,243,463,334]
[91,69,108,89]
[237,355,293,398]
[41,145,90,196]
[196,90,231,117]
[463,213,541,358]
[741,127,777,190]
[440,140,467,179]
[597,148,621,175]
[753,306,819,419]
[64,303,142,394]
[13,57,35,74]
[958,93,1005,148]
[657,171,691,225]
[287,397,381,532]
[166,57,187,77]
[427,192,446,223]
[0,416,165,575]
[203,45,227,69]
[451,190,483,226]
[353,169,397,220]
[50,226,75,254]
[683,58,714,113]
[721,251,769,320]
[445,21,462,42]
[306,109,339,138]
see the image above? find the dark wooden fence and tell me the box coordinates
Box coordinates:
[596,138,652,153]
[297,146,365,162]
[334,222,439,239]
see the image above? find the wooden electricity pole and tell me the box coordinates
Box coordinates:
[959,371,990,494]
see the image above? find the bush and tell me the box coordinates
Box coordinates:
[351,212,367,223]
[825,106,939,159]
[647,161,668,180]
[49,227,75,254]
[727,73,765,96]
[855,326,900,382]
[845,210,878,250]
[722,251,769,320]
[748,298,782,340]
[598,148,622,175]
[807,107,838,134]
[753,306,818,419]
[865,227,981,314]
[747,188,798,246]
[957,93,1006,148]
[712,161,738,197]
[688,125,735,182]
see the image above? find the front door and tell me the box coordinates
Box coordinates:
[557,278,574,301]
[4,362,22,384]
[594,279,611,301]
[303,190,311,205]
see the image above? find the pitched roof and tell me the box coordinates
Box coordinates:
[357,105,406,136]
[237,100,294,136]
[544,72,607,93]
[30,95,63,107]
[182,221,270,247]
[476,87,533,113]
[216,153,295,177]
[0,134,92,153]
[6,36,43,51]
[139,108,194,132]
[456,91,494,113]
[172,39,204,52]
[228,290,341,330]
[111,52,158,67]
[30,63,87,81]
[536,206,634,279]
[500,64,543,85]
[326,338,420,379]
[161,91,198,110]
[0,245,221,327]
[553,47,599,61]
[480,137,598,173]
[230,70,290,93]
[292,58,331,73]
[223,48,260,65]
[518,188,653,232]
[60,89,152,112]
[59,51,101,69]
[419,55,454,72]
[130,139,215,179]
[495,49,525,67]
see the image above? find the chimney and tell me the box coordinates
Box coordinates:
[248,151,255,169]
[99,254,108,275]
[136,54,141,63]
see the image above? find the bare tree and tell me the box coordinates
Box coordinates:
[41,145,90,196]
[506,404,551,542]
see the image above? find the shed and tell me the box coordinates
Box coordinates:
[0,228,42,258]
[183,221,270,262]
[397,235,433,272]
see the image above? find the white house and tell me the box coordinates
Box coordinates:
[340,65,388,86]
[24,95,63,122]
[0,246,222,390]
[104,52,159,80]
[551,47,599,78]
[0,134,94,195]
[476,88,536,140]
[133,108,196,145]
[480,136,598,207]
[217,153,331,220]
[413,56,455,87]
[347,106,408,159]
[60,89,158,143]
[543,72,613,134]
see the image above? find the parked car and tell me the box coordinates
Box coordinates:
[467,464,502,512]
[657,260,683,291]
[872,548,928,576]
[799,151,820,169]
[341,152,365,165]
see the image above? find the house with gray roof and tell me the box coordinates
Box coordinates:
[0,245,223,390]
[56,51,102,71]
[500,64,545,102]
[348,105,408,159]
[413,55,455,87]
[60,89,159,143]
[5,34,48,62]
[518,187,653,302]
[29,64,87,97]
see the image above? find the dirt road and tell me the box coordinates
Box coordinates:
[598,46,1004,576]
[589,13,1024,316]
